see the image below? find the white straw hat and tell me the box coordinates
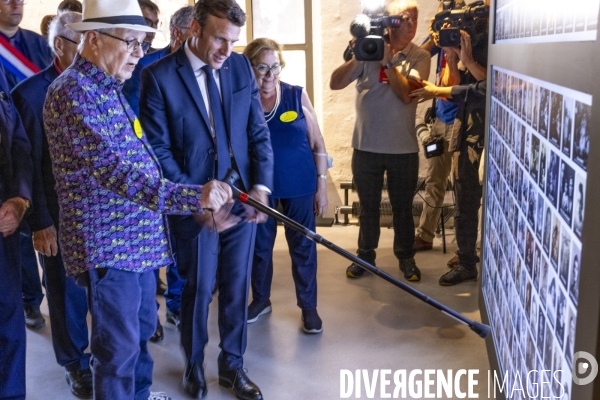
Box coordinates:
[66,0,160,33]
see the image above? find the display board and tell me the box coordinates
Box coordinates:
[482,67,591,399]
[494,0,600,44]
[482,2,600,399]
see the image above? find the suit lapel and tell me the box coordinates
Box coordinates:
[175,48,211,134]
[219,59,232,138]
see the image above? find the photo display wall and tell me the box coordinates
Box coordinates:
[482,66,591,399]
[495,0,600,44]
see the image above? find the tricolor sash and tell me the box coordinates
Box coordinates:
[0,34,40,83]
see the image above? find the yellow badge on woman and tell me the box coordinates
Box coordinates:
[133,119,143,139]
[280,111,298,123]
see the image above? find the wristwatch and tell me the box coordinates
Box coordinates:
[384,61,394,70]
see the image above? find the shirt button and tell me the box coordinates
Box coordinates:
[0,92,7,101]
[206,177,212,182]
[208,149,214,154]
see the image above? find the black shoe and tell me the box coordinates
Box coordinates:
[24,305,45,330]
[399,258,421,282]
[149,318,164,342]
[247,300,271,323]
[218,368,263,400]
[156,277,167,296]
[346,262,367,278]
[183,362,207,398]
[65,368,93,399]
[439,264,478,286]
[301,309,323,334]
[166,309,181,331]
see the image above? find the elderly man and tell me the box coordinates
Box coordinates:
[140,0,273,398]
[330,0,430,281]
[0,63,31,400]
[42,1,233,399]
[12,12,93,399]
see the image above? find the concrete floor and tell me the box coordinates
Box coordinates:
[24,225,490,400]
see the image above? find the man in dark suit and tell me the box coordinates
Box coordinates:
[0,62,32,400]
[11,12,94,399]
[140,1,272,399]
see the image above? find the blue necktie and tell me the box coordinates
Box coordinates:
[202,65,231,179]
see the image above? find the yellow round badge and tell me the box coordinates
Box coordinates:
[280,111,298,123]
[133,119,143,139]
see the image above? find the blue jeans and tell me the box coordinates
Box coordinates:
[75,268,156,400]
[352,149,419,262]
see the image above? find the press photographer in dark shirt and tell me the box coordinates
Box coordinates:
[411,29,487,285]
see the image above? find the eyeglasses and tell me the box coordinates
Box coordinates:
[97,31,151,54]
[252,64,282,76]
[144,17,161,29]
[0,0,26,4]
[58,35,78,45]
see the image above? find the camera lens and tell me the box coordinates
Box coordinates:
[362,40,378,55]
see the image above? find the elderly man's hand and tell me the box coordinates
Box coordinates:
[201,180,234,213]
[0,197,29,237]
[33,226,59,257]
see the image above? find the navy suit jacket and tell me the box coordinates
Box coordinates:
[2,29,53,90]
[0,63,32,206]
[12,63,58,231]
[123,45,171,116]
[140,46,273,239]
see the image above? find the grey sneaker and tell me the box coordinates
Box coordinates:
[247,300,271,323]
[399,258,421,281]
[439,264,478,286]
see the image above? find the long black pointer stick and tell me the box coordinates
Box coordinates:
[222,169,490,338]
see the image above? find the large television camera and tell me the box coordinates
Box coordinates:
[345,10,409,61]
[432,1,489,48]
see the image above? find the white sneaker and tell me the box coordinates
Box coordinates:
[148,392,172,400]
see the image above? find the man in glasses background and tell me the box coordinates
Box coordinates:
[139,0,160,52]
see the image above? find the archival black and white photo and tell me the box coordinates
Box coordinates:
[551,213,561,269]
[530,133,540,181]
[546,150,560,206]
[539,255,549,305]
[549,92,563,149]
[555,290,566,347]
[538,88,550,138]
[543,203,552,254]
[569,241,581,306]
[558,160,575,226]
[538,141,547,191]
[547,277,557,327]
[573,101,590,170]
[572,172,585,239]
[559,229,571,288]
[536,192,544,241]
[561,97,574,157]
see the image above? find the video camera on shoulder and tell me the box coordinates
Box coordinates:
[345,7,410,62]
[432,0,489,48]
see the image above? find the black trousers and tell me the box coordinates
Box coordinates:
[453,147,483,268]
[352,149,419,262]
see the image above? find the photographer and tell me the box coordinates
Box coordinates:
[411,26,488,286]
[330,0,430,282]
[414,0,465,253]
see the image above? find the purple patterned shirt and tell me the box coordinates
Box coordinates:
[43,55,204,276]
